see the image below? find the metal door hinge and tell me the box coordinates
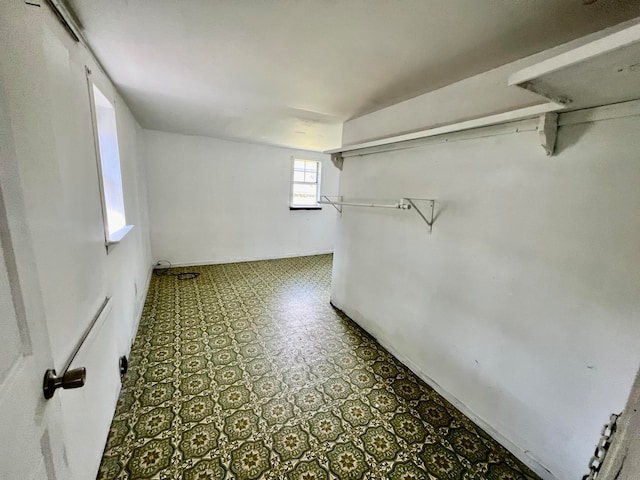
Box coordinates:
[582,413,619,480]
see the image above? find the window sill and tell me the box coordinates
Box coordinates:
[290,206,322,211]
[106,225,134,254]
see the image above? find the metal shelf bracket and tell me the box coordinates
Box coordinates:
[403,198,435,233]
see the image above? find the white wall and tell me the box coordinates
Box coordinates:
[331,112,640,480]
[0,2,152,479]
[144,130,339,265]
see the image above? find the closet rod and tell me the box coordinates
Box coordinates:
[319,197,411,210]
[320,196,435,233]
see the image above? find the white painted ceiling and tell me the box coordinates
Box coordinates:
[66,0,640,151]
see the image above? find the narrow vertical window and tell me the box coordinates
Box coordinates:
[290,159,321,209]
[88,79,132,248]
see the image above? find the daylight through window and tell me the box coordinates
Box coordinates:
[291,159,321,208]
[90,83,129,245]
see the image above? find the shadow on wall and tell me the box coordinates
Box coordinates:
[555,122,591,155]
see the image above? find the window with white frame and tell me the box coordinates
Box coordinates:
[89,81,131,247]
[290,159,321,208]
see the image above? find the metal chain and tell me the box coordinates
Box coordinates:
[582,413,619,480]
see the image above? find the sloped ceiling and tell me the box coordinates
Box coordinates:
[66,0,640,151]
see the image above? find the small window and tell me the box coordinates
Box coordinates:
[89,82,132,248]
[290,159,321,209]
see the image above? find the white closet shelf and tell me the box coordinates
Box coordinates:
[325,103,563,156]
[508,21,640,110]
[327,21,640,163]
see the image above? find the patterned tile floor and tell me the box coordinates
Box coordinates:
[98,254,539,480]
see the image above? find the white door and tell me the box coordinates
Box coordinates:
[0,60,69,480]
[0,3,126,478]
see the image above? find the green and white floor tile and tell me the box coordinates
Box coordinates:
[98,254,539,480]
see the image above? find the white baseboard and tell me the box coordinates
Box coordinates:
[330,298,557,480]
[157,250,334,268]
[128,264,154,349]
